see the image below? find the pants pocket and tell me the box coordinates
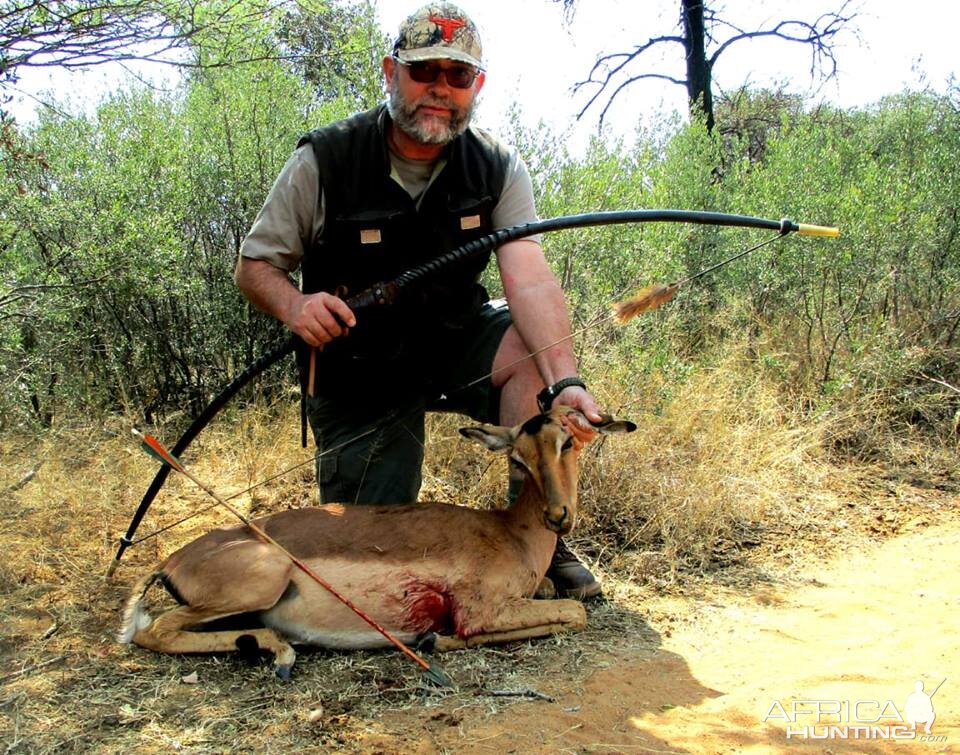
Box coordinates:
[316,451,338,486]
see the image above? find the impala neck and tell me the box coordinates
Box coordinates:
[507,475,560,567]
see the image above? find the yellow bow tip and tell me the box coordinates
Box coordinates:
[797,223,840,238]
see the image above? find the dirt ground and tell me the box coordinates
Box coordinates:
[379,516,959,754]
[1,461,957,753]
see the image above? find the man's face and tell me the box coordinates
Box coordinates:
[384,56,485,145]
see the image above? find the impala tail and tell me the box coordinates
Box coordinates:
[118,572,161,644]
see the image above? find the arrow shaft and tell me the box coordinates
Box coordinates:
[135,432,431,673]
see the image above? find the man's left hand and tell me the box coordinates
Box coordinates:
[556,386,602,445]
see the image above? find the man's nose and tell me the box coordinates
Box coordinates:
[428,70,454,93]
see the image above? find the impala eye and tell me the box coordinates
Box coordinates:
[560,437,575,452]
[510,453,530,472]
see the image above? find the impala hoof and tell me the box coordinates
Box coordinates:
[534,576,557,599]
[414,632,438,653]
[275,663,293,681]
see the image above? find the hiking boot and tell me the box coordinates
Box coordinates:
[546,539,602,600]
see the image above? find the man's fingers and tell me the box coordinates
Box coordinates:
[326,296,357,328]
[313,306,346,339]
[560,413,598,445]
[555,386,604,426]
[300,321,335,347]
[296,293,357,344]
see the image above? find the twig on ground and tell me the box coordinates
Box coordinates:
[0,654,68,685]
[478,688,556,702]
[4,463,43,494]
[920,373,960,395]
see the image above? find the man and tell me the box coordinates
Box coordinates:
[235,2,602,599]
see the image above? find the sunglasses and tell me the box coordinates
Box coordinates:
[394,58,480,89]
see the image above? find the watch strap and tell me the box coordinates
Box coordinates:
[536,377,587,412]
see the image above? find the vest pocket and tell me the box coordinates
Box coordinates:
[325,209,411,295]
[446,196,495,245]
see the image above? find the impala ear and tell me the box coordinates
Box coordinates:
[459,425,517,453]
[591,414,637,434]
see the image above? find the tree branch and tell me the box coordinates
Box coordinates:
[0,278,109,311]
[709,1,858,81]
[561,0,858,130]
[572,34,685,122]
[590,73,688,125]
[0,0,325,87]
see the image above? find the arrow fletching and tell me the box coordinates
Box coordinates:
[133,429,186,473]
[612,283,680,324]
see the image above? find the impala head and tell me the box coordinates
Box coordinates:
[460,406,636,535]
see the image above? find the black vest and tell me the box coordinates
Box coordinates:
[297,105,512,394]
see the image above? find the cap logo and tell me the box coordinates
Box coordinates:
[429,14,465,42]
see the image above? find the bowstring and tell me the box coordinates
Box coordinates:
[137,230,787,542]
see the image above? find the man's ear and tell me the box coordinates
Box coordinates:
[382,55,396,92]
[459,424,516,452]
[474,70,486,95]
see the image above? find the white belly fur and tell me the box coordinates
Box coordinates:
[258,557,442,648]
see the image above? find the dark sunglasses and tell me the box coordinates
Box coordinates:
[393,57,479,89]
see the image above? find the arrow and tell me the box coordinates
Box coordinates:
[130,429,453,687]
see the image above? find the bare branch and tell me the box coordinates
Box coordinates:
[709,1,858,81]
[572,34,685,122]
[590,73,688,126]
[0,0,328,89]
[565,0,858,130]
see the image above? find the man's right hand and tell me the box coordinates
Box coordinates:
[285,292,356,347]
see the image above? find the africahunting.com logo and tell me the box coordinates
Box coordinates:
[763,679,947,742]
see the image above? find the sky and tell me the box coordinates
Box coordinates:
[8,0,959,154]
[378,0,959,150]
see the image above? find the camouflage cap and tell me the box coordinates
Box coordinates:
[393,3,483,69]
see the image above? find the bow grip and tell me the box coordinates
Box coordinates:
[343,281,400,317]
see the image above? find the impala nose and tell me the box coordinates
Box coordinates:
[545,506,571,533]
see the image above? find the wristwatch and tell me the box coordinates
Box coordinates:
[537,377,587,412]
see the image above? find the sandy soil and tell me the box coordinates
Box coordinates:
[369,519,959,753]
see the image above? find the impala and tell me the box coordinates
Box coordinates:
[119,406,634,677]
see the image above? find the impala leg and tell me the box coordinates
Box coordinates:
[132,605,298,676]
[433,598,586,651]
[131,545,299,677]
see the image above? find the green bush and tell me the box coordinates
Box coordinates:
[2,77,957,447]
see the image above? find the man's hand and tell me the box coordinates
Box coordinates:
[234,258,357,347]
[285,292,356,347]
[556,386,602,445]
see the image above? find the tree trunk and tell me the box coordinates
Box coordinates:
[681,0,714,132]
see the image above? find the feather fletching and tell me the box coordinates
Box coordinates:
[612,283,679,324]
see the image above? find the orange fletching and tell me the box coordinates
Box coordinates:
[612,283,679,324]
[140,433,185,472]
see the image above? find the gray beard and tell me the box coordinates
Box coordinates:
[387,85,473,145]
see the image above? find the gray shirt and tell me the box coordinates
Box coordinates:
[240,134,541,272]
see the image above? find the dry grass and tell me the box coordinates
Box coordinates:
[0,355,956,752]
